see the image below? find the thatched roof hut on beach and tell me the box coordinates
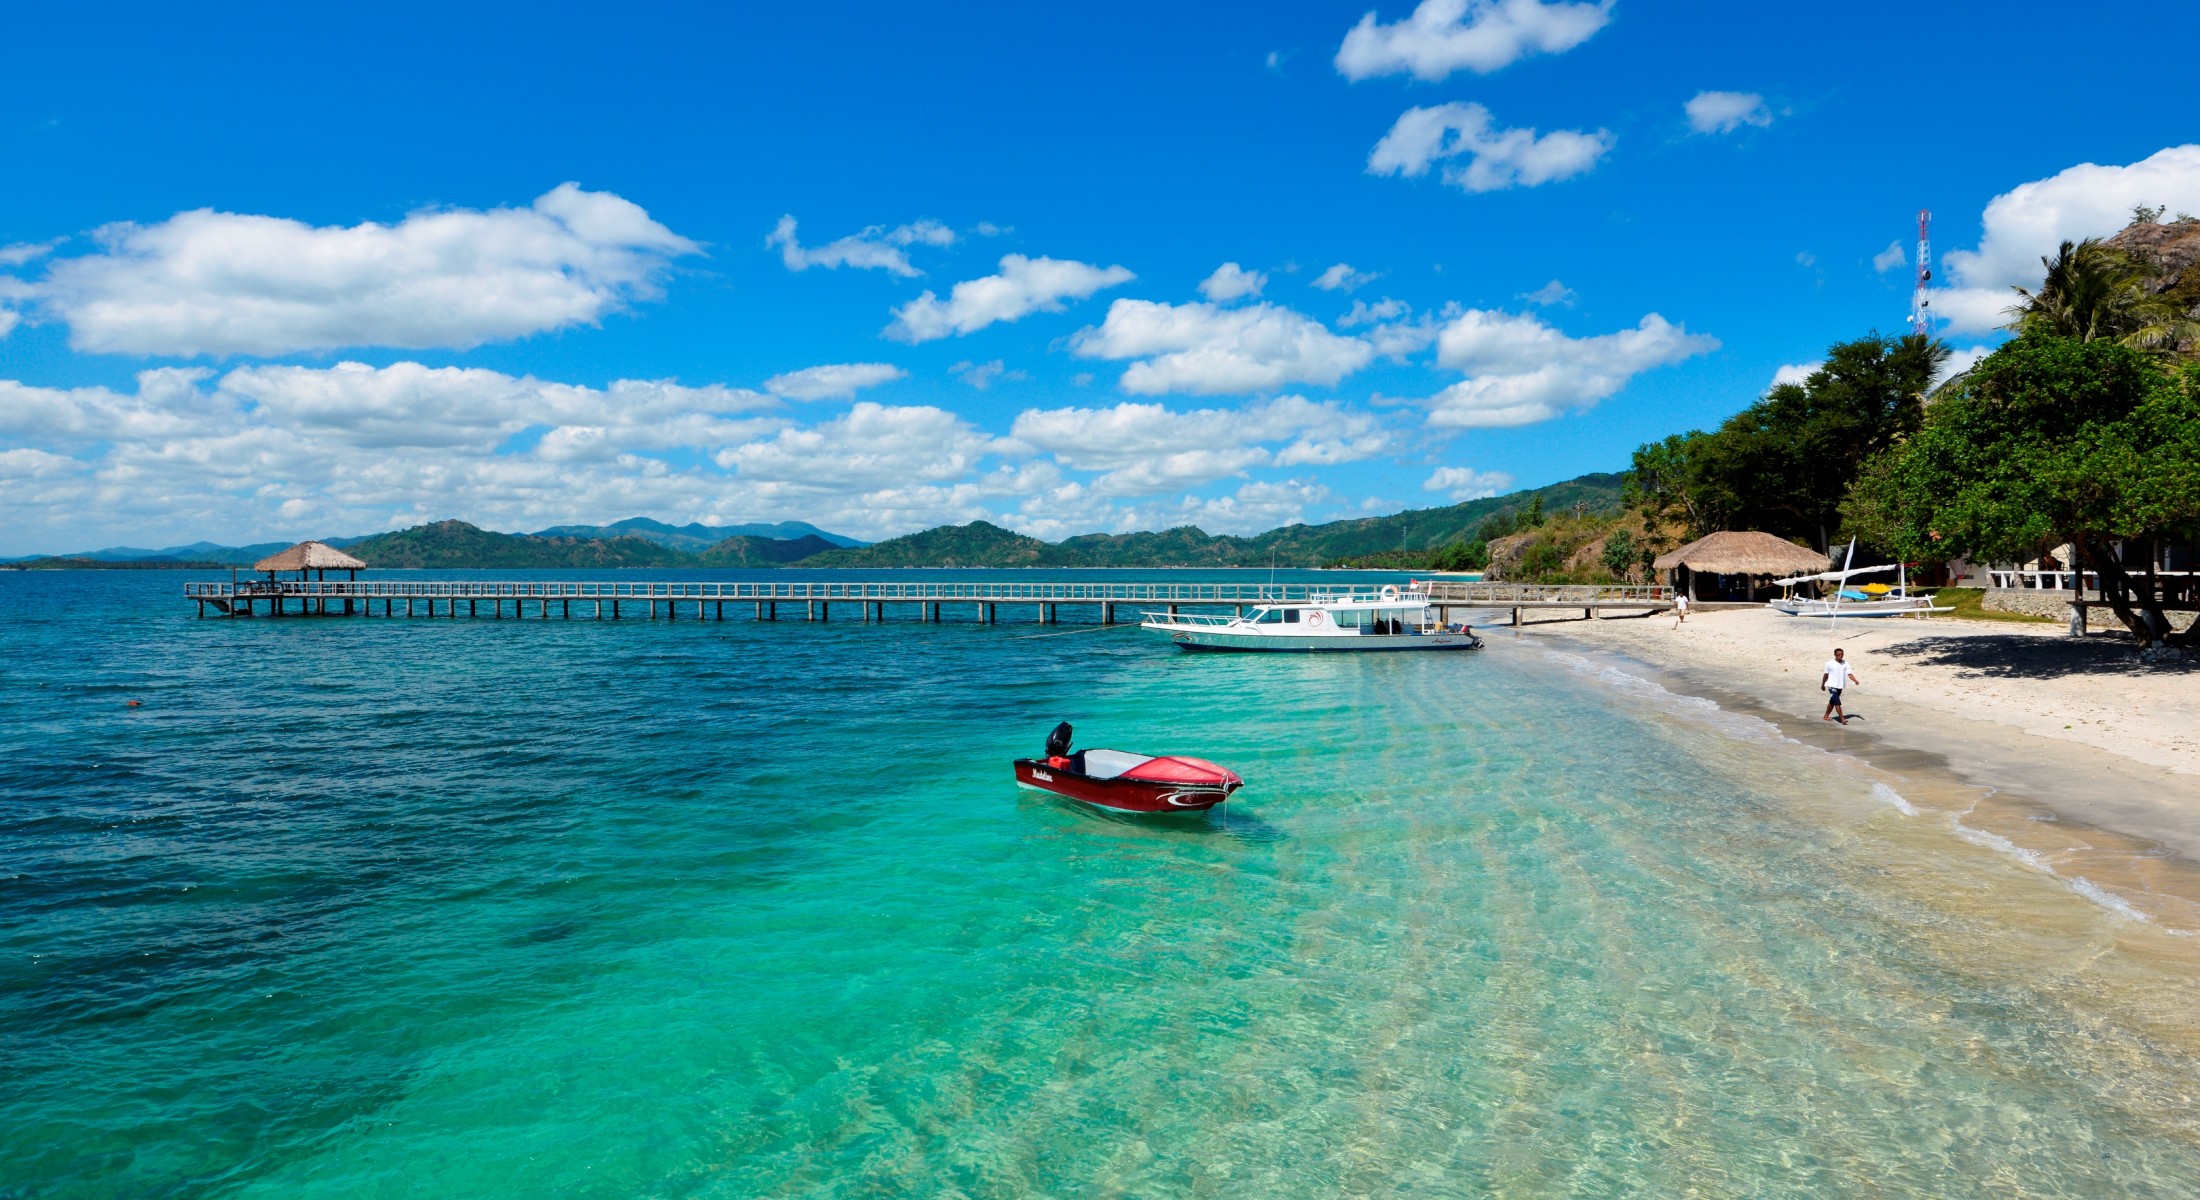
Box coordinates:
[1653,531,1828,600]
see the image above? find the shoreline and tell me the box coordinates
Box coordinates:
[1486,608,2200,929]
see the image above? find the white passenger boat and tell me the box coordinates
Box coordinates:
[1141,585,1482,653]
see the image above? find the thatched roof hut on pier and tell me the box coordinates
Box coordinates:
[252,541,368,583]
[1652,531,1828,601]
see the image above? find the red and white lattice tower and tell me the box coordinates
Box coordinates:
[1910,209,1933,337]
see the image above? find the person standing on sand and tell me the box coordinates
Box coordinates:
[1821,647,1857,724]
[1672,592,1689,627]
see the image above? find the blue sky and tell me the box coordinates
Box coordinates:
[5,1,2200,553]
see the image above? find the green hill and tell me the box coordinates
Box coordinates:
[796,473,1625,568]
[697,533,842,566]
[345,521,696,569]
[796,521,1066,568]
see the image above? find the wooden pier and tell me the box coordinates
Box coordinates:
[1421,581,1674,626]
[182,578,1672,625]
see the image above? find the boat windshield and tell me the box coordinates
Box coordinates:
[1249,608,1302,624]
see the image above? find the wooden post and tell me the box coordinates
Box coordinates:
[1511,607,1521,627]
[984,602,996,624]
[1102,601,1114,625]
[611,599,620,620]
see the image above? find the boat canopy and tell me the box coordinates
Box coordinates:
[1767,563,1901,588]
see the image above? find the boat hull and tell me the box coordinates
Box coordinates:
[1768,599,1949,618]
[1013,760,1239,813]
[1149,628,1480,652]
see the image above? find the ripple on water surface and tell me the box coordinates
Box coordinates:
[3,571,2199,1199]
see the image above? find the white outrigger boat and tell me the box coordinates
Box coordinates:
[1765,550,1952,618]
[1141,585,1483,653]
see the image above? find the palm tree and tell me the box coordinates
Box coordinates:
[2004,238,2199,353]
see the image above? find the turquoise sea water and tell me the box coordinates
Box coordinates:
[4,570,2199,1198]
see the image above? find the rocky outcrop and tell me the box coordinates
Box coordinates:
[1483,532,1536,580]
[2105,215,2200,317]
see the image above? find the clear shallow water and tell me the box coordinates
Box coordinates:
[4,571,2199,1198]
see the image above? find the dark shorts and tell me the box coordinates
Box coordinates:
[1827,687,1843,705]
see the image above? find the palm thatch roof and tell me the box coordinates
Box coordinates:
[252,541,368,572]
[1651,531,1827,576]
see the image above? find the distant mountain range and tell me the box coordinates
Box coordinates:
[526,517,862,551]
[0,518,862,567]
[1,474,1625,570]
[799,473,1624,568]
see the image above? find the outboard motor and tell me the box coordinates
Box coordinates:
[1045,722,1073,759]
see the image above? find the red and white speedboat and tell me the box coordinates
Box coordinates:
[1014,723,1243,814]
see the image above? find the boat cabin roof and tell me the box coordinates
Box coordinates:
[1252,594,1427,613]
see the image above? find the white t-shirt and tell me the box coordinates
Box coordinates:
[1824,658,1853,689]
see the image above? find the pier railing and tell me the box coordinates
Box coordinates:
[183,579,1404,603]
[1421,581,1670,604]
[184,576,1679,624]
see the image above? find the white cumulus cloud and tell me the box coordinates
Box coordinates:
[1072,299,1376,395]
[1420,309,1718,428]
[1935,344,1992,387]
[1336,0,1613,81]
[952,360,1029,390]
[1198,262,1268,302]
[1311,263,1380,292]
[762,362,906,401]
[1932,145,2200,334]
[1872,239,1907,273]
[764,214,954,277]
[1424,466,1515,501]
[29,184,699,357]
[1010,395,1391,496]
[1518,279,1577,307]
[1336,297,1411,327]
[1684,91,1772,135]
[885,254,1135,342]
[1769,362,1818,389]
[1369,103,1612,193]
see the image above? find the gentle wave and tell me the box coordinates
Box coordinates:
[1542,644,2176,928]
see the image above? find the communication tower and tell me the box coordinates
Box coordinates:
[1910,209,1933,337]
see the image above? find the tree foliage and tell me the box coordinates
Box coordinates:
[1624,333,1947,548]
[1843,334,2200,645]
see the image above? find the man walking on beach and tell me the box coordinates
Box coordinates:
[1672,591,1689,627]
[1821,648,1857,724]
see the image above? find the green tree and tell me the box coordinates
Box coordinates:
[1844,335,2200,646]
[1624,432,1715,537]
[1623,333,1946,549]
[1600,529,1638,580]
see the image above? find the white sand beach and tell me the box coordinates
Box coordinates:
[1492,605,2200,933]
[1520,606,2200,776]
